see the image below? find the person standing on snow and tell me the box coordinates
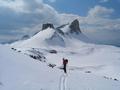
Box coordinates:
[63,58,68,73]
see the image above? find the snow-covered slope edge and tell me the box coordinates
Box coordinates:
[1,45,120,90]
[0,44,61,90]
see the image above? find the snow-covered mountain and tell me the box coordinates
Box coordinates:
[1,19,120,90]
[11,19,91,48]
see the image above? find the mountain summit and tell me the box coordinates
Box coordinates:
[69,19,81,34]
[42,23,54,30]
[11,19,90,48]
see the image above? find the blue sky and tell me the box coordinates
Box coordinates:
[0,0,120,45]
[44,0,120,18]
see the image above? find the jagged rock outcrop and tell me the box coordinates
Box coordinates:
[69,19,81,34]
[42,23,54,30]
[56,23,69,29]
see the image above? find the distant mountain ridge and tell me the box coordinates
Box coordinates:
[11,19,92,48]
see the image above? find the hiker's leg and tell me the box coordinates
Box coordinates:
[63,64,66,73]
[64,64,67,73]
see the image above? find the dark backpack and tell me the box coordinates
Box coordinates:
[63,59,68,65]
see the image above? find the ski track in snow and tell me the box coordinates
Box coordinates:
[59,74,68,90]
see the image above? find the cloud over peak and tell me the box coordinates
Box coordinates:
[0,0,61,42]
[0,0,120,46]
[88,5,114,18]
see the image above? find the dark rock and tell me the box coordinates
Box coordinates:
[56,28,65,35]
[11,48,14,50]
[27,49,46,62]
[56,23,69,29]
[49,50,57,54]
[18,51,21,52]
[103,76,109,79]
[11,48,17,51]
[33,31,39,36]
[42,23,54,30]
[114,78,118,81]
[69,19,81,34]
[29,55,43,60]
[85,71,91,73]
[48,63,56,68]
[21,35,30,40]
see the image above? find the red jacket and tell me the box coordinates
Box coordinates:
[63,59,68,65]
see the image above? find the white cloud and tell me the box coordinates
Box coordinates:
[88,5,114,18]
[60,5,120,45]
[0,0,57,42]
[0,0,57,13]
[0,1,120,46]
[0,0,28,13]
[0,0,61,42]
[82,6,120,45]
[84,5,119,31]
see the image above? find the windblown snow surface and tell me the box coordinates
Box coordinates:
[1,28,120,90]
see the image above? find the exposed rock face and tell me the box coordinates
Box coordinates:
[69,19,81,34]
[56,23,69,29]
[42,23,54,30]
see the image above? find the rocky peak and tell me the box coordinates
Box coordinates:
[69,19,81,34]
[42,23,54,30]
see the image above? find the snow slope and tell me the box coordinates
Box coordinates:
[1,45,120,90]
[0,45,61,90]
[11,28,66,48]
[2,21,120,90]
[10,26,120,81]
